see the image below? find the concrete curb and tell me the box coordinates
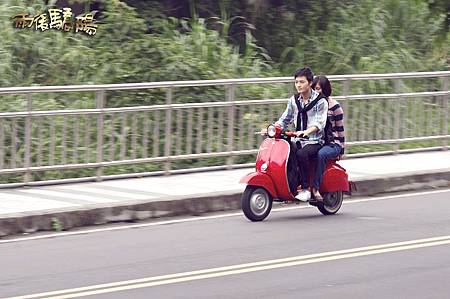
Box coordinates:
[1,170,449,237]
[352,168,450,196]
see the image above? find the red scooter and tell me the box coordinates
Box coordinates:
[240,124,352,221]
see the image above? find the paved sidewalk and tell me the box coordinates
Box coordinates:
[1,151,449,236]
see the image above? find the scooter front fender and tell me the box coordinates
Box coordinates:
[240,172,277,199]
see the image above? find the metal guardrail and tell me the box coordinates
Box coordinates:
[0,71,449,186]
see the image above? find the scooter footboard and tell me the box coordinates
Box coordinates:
[320,164,349,193]
[240,172,277,198]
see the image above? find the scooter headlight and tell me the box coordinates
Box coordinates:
[267,124,276,138]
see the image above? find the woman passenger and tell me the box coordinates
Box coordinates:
[311,75,345,201]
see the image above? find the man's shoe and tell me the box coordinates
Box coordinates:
[295,189,311,202]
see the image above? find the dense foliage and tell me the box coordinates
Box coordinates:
[2,0,276,88]
[123,0,449,74]
[2,0,448,90]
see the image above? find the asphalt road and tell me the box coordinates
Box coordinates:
[1,188,450,299]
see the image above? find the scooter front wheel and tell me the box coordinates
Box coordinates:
[242,186,273,221]
[317,191,343,215]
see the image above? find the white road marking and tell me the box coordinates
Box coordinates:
[18,189,120,203]
[61,186,157,200]
[7,235,450,299]
[0,195,77,214]
[1,188,449,244]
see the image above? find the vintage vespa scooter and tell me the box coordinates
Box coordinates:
[240,124,352,221]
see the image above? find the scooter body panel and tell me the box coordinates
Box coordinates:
[320,162,350,192]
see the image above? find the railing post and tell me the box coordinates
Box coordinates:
[164,87,173,174]
[394,79,402,153]
[341,80,350,149]
[24,94,32,184]
[443,76,449,150]
[226,84,236,168]
[0,119,3,170]
[96,90,105,181]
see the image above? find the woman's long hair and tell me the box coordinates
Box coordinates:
[312,75,332,98]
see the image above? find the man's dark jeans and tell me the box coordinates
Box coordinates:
[295,143,321,189]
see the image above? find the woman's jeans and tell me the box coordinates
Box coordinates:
[312,143,342,190]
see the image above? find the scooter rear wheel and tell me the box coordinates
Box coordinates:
[317,191,343,215]
[242,186,273,221]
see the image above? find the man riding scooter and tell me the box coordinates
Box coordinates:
[267,67,328,202]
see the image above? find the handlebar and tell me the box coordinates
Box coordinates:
[256,130,309,140]
[283,131,309,140]
[283,131,296,137]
